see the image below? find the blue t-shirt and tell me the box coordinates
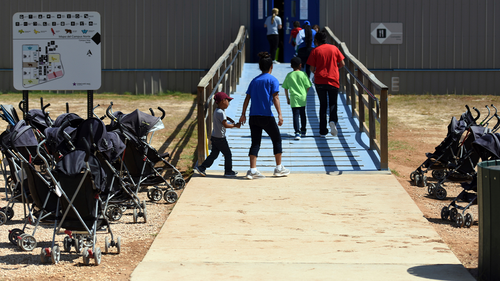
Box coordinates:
[246,73,280,117]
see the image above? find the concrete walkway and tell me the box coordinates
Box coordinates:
[131,173,474,280]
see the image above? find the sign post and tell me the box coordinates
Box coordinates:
[12,11,101,118]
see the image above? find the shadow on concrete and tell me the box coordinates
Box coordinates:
[407,264,474,280]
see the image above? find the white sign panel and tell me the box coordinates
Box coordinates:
[13,12,101,90]
[370,23,403,44]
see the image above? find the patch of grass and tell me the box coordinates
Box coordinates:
[390,169,400,177]
[389,140,412,151]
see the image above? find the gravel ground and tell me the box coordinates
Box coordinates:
[0,169,182,280]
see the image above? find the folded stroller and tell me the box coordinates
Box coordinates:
[441,132,500,227]
[427,124,488,199]
[43,127,121,265]
[411,107,477,187]
[0,121,36,225]
[107,105,182,204]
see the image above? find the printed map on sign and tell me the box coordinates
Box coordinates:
[12,12,101,91]
[22,42,64,87]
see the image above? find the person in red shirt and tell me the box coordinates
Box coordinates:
[307,29,345,137]
[288,21,302,47]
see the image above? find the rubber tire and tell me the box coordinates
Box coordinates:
[440,206,449,220]
[164,190,178,204]
[464,213,474,228]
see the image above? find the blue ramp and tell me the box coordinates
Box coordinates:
[207,63,380,174]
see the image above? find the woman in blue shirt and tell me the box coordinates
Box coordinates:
[239,52,290,179]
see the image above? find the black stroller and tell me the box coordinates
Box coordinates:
[440,132,500,228]
[40,121,121,265]
[411,107,477,187]
[0,121,36,225]
[427,124,488,199]
[107,105,183,204]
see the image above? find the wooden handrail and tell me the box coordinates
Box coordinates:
[325,27,389,170]
[196,26,247,164]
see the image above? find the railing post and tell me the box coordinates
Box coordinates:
[357,70,365,133]
[368,83,376,150]
[197,86,207,164]
[349,61,356,118]
[380,88,389,170]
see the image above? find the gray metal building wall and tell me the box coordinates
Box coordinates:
[320,0,500,95]
[0,0,250,94]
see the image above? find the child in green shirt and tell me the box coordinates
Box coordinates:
[282,57,312,140]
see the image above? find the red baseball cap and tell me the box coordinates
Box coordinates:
[214,92,233,103]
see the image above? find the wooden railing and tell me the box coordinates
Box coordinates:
[324,27,389,170]
[196,26,247,164]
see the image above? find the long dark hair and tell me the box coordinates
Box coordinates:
[303,25,313,48]
[258,52,273,72]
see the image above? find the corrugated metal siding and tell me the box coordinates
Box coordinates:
[0,0,250,94]
[320,0,500,94]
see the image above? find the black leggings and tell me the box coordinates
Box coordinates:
[249,116,282,157]
[267,34,279,61]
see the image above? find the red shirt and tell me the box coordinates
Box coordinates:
[291,27,302,39]
[307,44,345,88]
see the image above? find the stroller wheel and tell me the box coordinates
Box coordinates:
[464,213,474,228]
[427,183,436,196]
[94,247,102,265]
[74,236,84,254]
[19,234,37,251]
[435,187,447,200]
[414,174,421,186]
[0,207,14,221]
[449,208,458,222]
[0,211,6,226]
[51,245,60,264]
[410,172,416,182]
[172,176,186,190]
[455,213,465,228]
[82,247,91,265]
[63,236,72,252]
[419,175,427,188]
[440,206,450,220]
[116,236,121,254]
[164,190,178,204]
[432,170,446,180]
[40,247,51,264]
[151,188,163,202]
[8,228,24,246]
[106,205,123,221]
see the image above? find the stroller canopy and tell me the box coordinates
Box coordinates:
[10,120,39,148]
[473,133,500,161]
[118,109,164,139]
[75,118,126,162]
[26,109,50,132]
[53,113,84,128]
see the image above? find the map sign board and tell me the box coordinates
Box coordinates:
[370,23,403,44]
[13,12,101,90]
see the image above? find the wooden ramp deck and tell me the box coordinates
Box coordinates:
[207,63,381,174]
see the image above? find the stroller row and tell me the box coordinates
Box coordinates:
[0,99,184,265]
[410,104,500,228]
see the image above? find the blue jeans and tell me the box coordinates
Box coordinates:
[315,84,339,136]
[200,137,232,173]
[292,107,306,134]
[249,116,282,157]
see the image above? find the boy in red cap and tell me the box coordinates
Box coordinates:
[195,92,241,177]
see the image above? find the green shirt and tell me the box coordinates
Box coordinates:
[282,70,312,108]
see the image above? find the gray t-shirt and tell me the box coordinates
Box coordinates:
[264,15,282,35]
[212,107,227,138]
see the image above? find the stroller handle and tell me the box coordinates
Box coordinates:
[158,107,165,120]
[471,106,481,122]
[106,102,117,121]
[149,108,155,116]
[18,100,26,114]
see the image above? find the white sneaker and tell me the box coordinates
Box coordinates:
[330,121,338,137]
[320,134,327,138]
[246,170,266,179]
[294,133,301,140]
[273,166,290,177]
[273,60,280,64]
